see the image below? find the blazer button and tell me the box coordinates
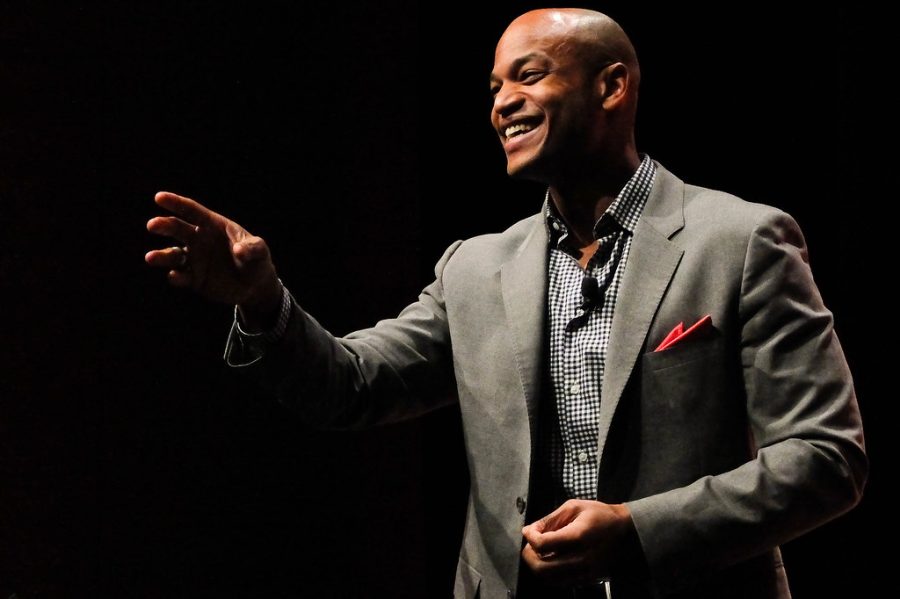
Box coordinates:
[507,590,515,599]
[516,496,526,514]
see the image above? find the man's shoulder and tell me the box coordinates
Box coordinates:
[682,181,785,225]
[651,164,802,260]
[679,182,799,258]
[653,163,788,227]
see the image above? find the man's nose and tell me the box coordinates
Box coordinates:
[492,85,525,118]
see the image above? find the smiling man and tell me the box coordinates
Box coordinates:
[147,8,866,598]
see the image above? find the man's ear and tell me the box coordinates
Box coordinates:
[596,63,630,111]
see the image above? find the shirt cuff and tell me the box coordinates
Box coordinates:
[234,280,292,343]
[224,281,292,368]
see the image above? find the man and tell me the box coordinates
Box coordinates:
[146,8,866,598]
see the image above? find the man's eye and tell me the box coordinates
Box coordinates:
[490,86,500,97]
[520,70,546,82]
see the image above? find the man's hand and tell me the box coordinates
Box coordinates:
[145,191,282,325]
[521,499,636,587]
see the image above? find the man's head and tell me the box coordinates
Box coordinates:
[490,9,640,183]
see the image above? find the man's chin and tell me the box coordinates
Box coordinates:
[506,159,545,182]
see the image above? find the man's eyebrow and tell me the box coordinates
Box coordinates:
[489,52,550,85]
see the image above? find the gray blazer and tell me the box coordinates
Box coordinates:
[226,164,867,598]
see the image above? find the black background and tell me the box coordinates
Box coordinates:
[2,2,888,597]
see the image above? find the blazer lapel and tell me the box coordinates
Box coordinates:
[596,166,686,466]
[500,213,549,439]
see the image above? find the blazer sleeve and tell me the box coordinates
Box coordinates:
[224,240,463,429]
[625,210,867,592]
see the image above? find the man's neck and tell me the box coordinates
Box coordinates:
[548,153,641,246]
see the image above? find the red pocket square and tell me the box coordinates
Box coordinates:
[654,315,712,352]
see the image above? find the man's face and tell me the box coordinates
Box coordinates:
[490,21,600,180]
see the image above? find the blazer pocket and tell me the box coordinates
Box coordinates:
[453,557,482,599]
[643,336,723,372]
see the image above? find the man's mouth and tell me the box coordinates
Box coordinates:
[504,122,537,138]
[501,118,543,149]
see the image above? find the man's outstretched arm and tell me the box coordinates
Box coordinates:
[147,191,459,428]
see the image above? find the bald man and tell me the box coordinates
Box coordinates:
[147,9,866,599]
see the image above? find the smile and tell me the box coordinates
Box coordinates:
[505,122,536,138]
[501,118,543,150]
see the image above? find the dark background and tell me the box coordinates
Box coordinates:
[2,2,887,597]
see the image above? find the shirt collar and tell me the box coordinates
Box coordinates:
[545,154,656,248]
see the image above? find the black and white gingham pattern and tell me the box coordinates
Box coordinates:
[543,156,656,504]
[233,278,292,342]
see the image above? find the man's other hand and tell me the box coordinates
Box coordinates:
[522,499,637,587]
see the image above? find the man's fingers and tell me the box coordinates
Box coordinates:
[523,528,570,557]
[541,500,580,530]
[522,541,556,569]
[147,215,199,244]
[523,499,585,555]
[524,520,585,557]
[534,521,585,554]
[524,530,563,557]
[522,543,584,584]
[154,191,215,224]
[145,246,188,269]
[522,520,543,552]
[522,542,544,568]
[166,268,193,288]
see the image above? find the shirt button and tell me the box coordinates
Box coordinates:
[516,496,527,514]
[569,383,581,395]
[577,451,589,463]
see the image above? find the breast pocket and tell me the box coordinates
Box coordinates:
[639,336,728,429]
[641,338,725,418]
[643,335,723,372]
[635,336,736,483]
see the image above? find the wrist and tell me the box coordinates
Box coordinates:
[610,504,647,578]
[238,277,283,331]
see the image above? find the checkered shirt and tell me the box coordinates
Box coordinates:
[542,156,656,504]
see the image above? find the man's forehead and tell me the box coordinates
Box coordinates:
[493,24,571,72]
[491,30,571,82]
[496,20,566,56]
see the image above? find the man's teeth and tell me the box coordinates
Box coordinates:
[505,123,536,138]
